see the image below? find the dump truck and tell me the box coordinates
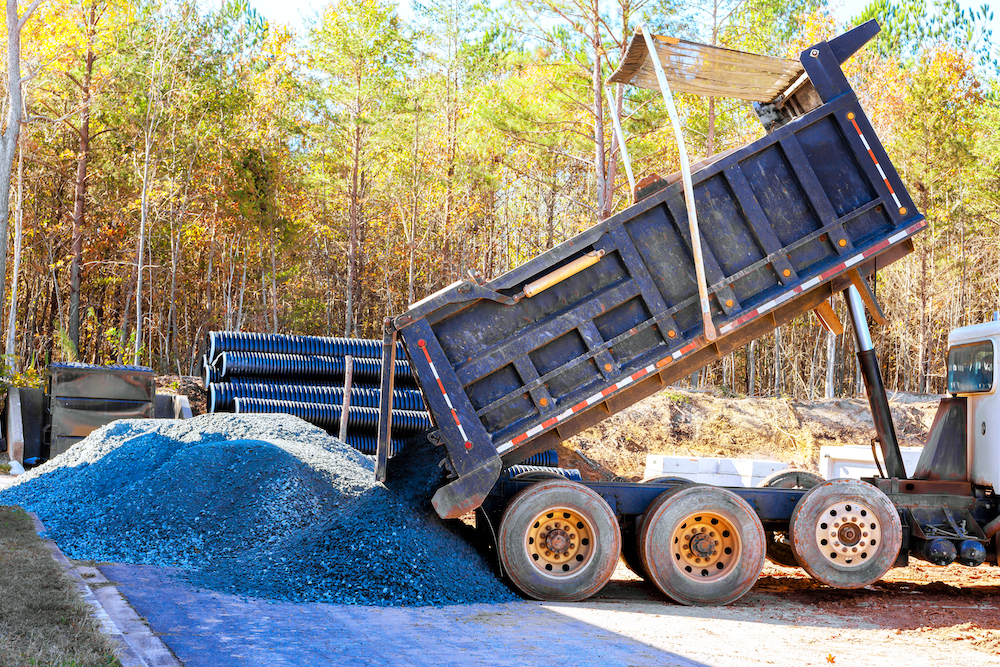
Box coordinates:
[374,20,1000,607]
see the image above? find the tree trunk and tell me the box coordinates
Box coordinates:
[134,128,153,364]
[0,0,38,359]
[592,10,609,221]
[706,97,715,157]
[408,100,420,305]
[345,88,362,337]
[4,134,23,363]
[69,5,96,354]
[116,276,135,364]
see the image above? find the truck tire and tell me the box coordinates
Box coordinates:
[789,479,901,589]
[620,476,694,579]
[638,485,766,606]
[757,469,824,567]
[498,479,621,601]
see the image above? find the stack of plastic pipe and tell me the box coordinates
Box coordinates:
[203,331,418,458]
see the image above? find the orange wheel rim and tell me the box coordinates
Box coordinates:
[525,507,594,577]
[669,511,741,582]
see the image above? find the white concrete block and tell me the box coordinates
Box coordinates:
[645,455,787,487]
[819,445,924,480]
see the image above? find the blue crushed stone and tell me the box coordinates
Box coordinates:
[0,414,517,606]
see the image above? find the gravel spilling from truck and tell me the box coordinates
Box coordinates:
[0,414,516,606]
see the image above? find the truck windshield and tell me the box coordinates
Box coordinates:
[948,341,995,394]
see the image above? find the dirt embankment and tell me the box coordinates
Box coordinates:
[566,388,940,480]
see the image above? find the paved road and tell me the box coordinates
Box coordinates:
[97,563,994,667]
[101,564,703,667]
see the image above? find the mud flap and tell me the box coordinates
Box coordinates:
[431,455,503,519]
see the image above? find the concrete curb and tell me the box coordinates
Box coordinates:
[29,512,184,667]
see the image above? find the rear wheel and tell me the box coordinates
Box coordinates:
[757,469,824,567]
[789,479,901,588]
[638,485,765,606]
[498,479,621,601]
[621,476,694,579]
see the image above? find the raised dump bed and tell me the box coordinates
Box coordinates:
[366,20,958,611]
[379,21,925,522]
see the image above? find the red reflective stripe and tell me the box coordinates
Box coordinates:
[572,401,588,413]
[601,386,617,397]
[511,433,528,446]
[863,239,890,258]
[418,338,469,432]
[631,369,648,381]
[542,417,558,428]
[820,264,844,280]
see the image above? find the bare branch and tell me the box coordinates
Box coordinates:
[17,0,44,30]
[64,71,85,90]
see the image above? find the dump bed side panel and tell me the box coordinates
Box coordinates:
[390,37,925,517]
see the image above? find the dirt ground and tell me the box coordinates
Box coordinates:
[566,387,940,480]
[750,560,1000,657]
[571,387,1000,659]
[157,375,208,415]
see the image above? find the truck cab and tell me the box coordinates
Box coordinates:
[948,319,1000,489]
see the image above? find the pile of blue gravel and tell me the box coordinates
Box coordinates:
[0,414,517,606]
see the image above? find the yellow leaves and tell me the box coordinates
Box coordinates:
[783,8,838,59]
[826,654,836,664]
[25,0,131,71]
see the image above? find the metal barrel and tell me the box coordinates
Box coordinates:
[345,434,404,457]
[233,397,432,435]
[208,331,404,361]
[219,352,414,384]
[503,465,583,481]
[209,381,424,413]
[520,450,558,467]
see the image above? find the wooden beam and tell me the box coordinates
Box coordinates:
[813,299,844,335]
[848,268,888,326]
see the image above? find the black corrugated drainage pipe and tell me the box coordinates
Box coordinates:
[503,465,582,481]
[219,352,414,384]
[346,434,404,457]
[209,382,425,413]
[207,331,404,361]
[233,397,432,435]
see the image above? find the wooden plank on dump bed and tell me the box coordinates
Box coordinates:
[608,30,804,101]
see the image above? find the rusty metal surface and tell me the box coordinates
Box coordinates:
[912,398,968,481]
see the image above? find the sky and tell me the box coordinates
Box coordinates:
[245,0,990,37]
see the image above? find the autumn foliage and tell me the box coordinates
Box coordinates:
[0,0,996,399]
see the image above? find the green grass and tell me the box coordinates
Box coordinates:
[0,507,122,667]
[661,390,691,403]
